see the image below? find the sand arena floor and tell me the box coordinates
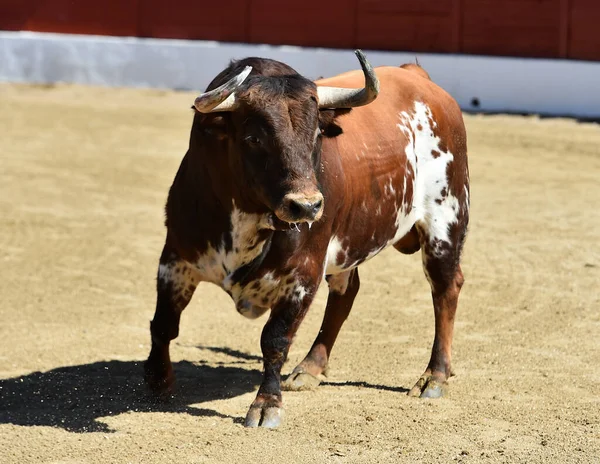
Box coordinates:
[0,82,598,463]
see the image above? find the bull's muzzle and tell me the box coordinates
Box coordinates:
[277,192,324,224]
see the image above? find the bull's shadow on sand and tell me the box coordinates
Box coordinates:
[0,348,263,433]
[0,345,409,433]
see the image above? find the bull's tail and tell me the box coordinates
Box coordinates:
[399,59,431,81]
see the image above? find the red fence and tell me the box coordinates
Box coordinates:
[1,0,599,61]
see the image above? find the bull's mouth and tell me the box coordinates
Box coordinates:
[258,191,324,231]
[261,213,319,232]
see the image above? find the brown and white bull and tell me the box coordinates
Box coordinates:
[144,50,470,428]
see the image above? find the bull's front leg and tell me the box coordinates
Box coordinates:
[244,284,316,428]
[283,268,360,390]
[144,245,200,398]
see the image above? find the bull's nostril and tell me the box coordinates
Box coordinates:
[288,201,304,217]
[311,199,323,214]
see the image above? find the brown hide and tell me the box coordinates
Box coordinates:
[315,66,469,270]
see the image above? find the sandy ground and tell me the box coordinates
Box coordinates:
[0,82,598,464]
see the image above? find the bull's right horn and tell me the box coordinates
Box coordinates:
[317,50,380,109]
[193,66,252,113]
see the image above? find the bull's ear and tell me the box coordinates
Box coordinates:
[318,108,351,138]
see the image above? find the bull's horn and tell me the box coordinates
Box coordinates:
[193,66,252,113]
[317,50,380,109]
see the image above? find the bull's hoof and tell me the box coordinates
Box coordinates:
[143,360,174,400]
[408,373,447,399]
[244,394,283,428]
[282,367,324,391]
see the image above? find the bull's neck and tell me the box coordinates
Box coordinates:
[170,147,271,255]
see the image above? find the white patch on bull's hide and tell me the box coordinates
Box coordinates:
[158,261,198,286]
[193,200,275,318]
[397,101,460,257]
[383,178,396,197]
[193,201,318,319]
[157,260,201,309]
[328,270,352,295]
[195,201,269,287]
[321,254,330,280]
[157,263,171,282]
[325,236,347,274]
[231,268,310,320]
[293,285,308,302]
[233,271,280,319]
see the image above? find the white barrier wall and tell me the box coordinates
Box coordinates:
[2,31,600,118]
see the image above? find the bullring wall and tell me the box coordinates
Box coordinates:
[2,0,599,61]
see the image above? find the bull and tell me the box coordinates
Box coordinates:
[144,50,470,428]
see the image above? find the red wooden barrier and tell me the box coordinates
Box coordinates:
[247,0,355,49]
[0,0,139,36]
[356,0,458,53]
[139,0,247,42]
[569,0,600,60]
[462,0,562,58]
[1,0,599,61]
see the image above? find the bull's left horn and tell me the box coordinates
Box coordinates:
[317,50,380,109]
[194,66,252,113]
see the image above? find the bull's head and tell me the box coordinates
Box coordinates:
[192,50,379,226]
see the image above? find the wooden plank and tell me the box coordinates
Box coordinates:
[568,0,600,60]
[0,0,36,31]
[357,0,453,15]
[559,0,570,58]
[248,0,355,49]
[356,2,455,53]
[452,0,463,54]
[18,0,140,37]
[138,0,248,42]
[461,0,562,58]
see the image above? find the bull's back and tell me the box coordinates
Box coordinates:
[316,65,463,140]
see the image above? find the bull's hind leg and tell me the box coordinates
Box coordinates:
[282,269,360,391]
[144,245,200,397]
[409,216,468,398]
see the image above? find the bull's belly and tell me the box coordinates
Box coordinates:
[324,206,417,275]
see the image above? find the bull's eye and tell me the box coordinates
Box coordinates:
[244,135,261,146]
